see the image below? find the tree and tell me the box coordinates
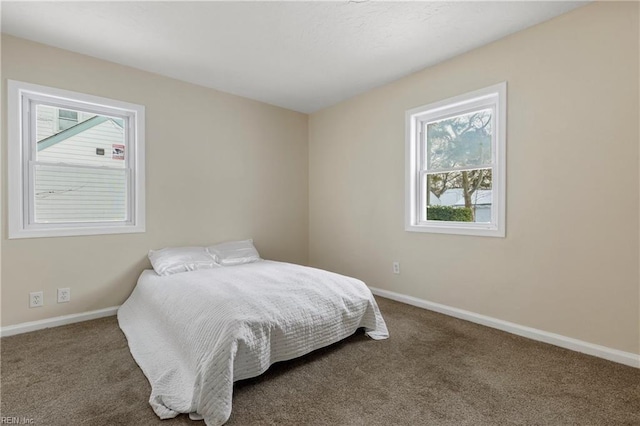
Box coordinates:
[426,110,492,220]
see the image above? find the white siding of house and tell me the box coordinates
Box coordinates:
[474,206,492,223]
[35,118,127,223]
[38,119,125,167]
[36,105,56,142]
[34,165,127,223]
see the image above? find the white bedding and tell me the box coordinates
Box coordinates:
[117,260,388,426]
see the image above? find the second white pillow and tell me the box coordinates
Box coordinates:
[207,239,261,266]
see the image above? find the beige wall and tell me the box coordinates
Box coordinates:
[309,2,640,354]
[1,35,309,326]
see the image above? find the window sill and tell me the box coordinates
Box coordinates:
[405,222,505,238]
[8,223,145,239]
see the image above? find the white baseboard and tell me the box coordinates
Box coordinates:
[0,306,120,337]
[370,287,640,369]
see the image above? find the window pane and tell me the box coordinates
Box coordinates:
[34,164,127,223]
[58,109,78,120]
[36,105,126,169]
[425,168,492,223]
[57,109,78,131]
[426,108,492,170]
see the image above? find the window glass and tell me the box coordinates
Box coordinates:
[36,105,126,169]
[426,109,492,170]
[34,164,127,223]
[424,169,492,223]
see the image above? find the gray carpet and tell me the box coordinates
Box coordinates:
[1,297,639,425]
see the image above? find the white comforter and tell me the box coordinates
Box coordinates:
[118,260,388,425]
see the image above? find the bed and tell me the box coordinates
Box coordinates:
[118,259,388,426]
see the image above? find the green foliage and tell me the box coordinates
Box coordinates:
[427,205,473,222]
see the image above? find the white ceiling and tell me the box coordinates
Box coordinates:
[1,1,586,113]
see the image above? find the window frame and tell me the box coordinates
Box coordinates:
[8,80,146,239]
[405,82,506,237]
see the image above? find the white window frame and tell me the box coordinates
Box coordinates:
[8,80,146,239]
[405,82,506,237]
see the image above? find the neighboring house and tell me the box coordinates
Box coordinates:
[37,104,97,141]
[36,107,126,223]
[430,188,492,223]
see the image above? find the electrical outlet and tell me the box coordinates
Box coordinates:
[29,291,44,308]
[57,288,71,303]
[393,262,400,274]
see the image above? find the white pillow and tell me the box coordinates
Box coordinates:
[148,246,218,276]
[207,239,261,266]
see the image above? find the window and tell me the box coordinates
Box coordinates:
[57,109,78,131]
[8,80,145,238]
[405,82,506,237]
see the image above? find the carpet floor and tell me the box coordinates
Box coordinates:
[1,297,639,425]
